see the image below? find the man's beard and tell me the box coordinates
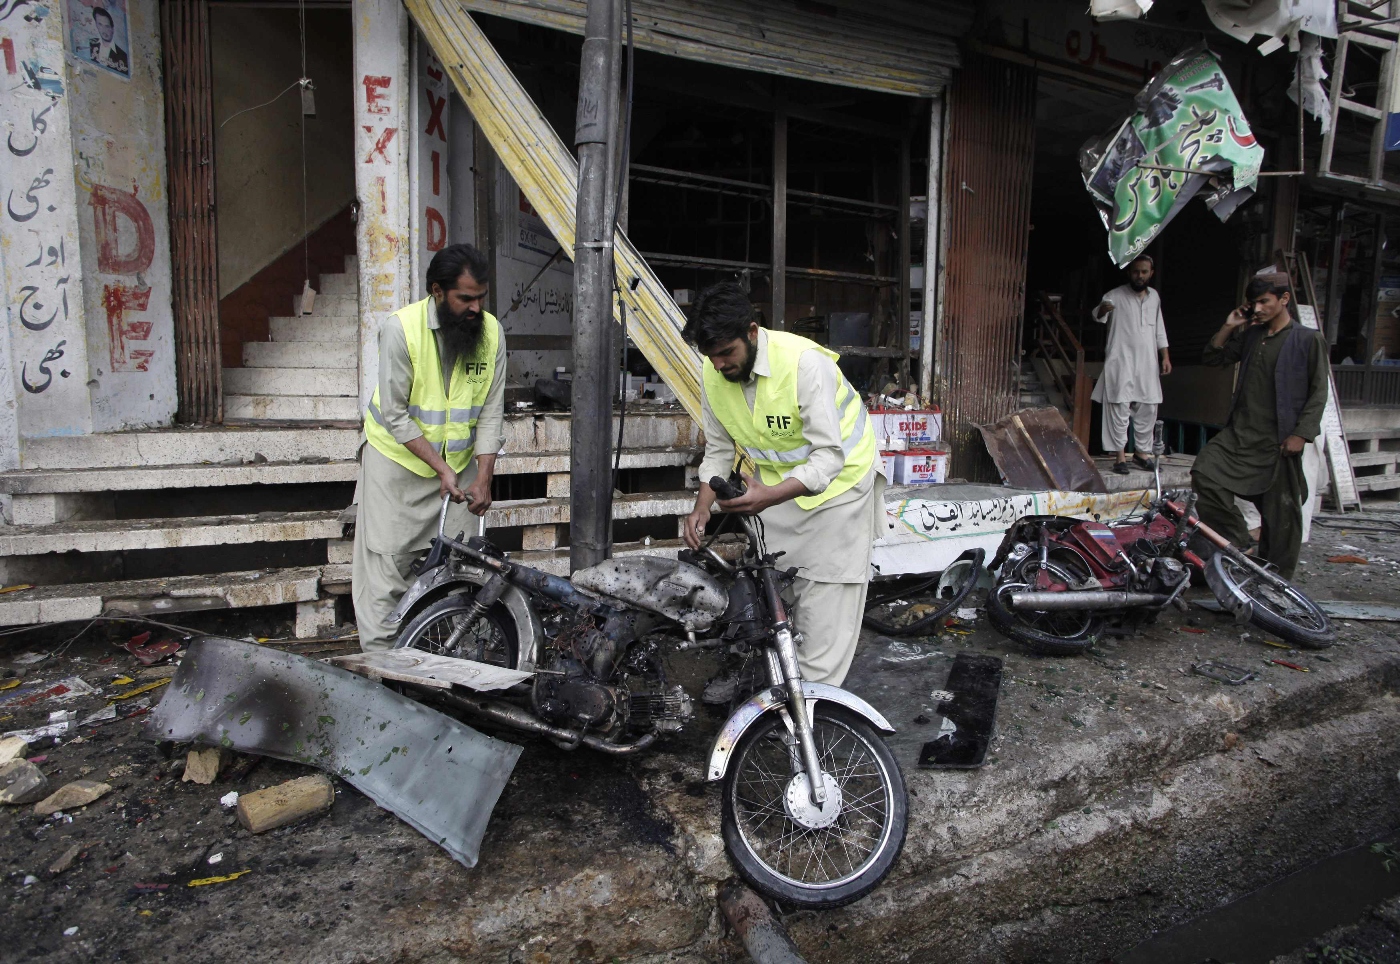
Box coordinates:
[439,305,484,359]
[1129,278,1149,292]
[721,336,759,383]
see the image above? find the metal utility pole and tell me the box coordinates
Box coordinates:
[570,0,621,571]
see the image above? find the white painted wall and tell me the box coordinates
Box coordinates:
[353,0,412,407]
[494,159,573,385]
[68,0,177,432]
[0,0,94,451]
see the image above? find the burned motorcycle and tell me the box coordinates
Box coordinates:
[386,478,908,908]
[985,423,1333,655]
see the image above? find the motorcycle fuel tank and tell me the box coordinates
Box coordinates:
[571,556,729,632]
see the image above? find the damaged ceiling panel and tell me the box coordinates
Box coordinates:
[144,637,521,868]
[454,0,973,96]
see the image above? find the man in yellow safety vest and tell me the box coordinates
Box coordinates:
[353,244,506,650]
[682,282,885,693]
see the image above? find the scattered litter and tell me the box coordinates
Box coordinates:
[2,721,70,743]
[0,679,21,692]
[0,677,97,709]
[48,844,81,876]
[0,760,50,805]
[207,852,223,865]
[63,927,78,937]
[0,736,27,764]
[1257,639,1292,650]
[34,780,113,816]
[78,705,118,727]
[237,774,334,833]
[21,875,37,886]
[1264,658,1309,673]
[12,652,50,665]
[1192,661,1255,685]
[111,676,135,686]
[188,869,252,887]
[109,679,169,701]
[1325,554,1368,565]
[182,748,222,785]
[0,584,34,595]
[928,689,956,703]
[879,639,939,664]
[219,791,239,809]
[1180,627,1207,635]
[955,608,979,621]
[120,633,182,666]
[48,709,76,724]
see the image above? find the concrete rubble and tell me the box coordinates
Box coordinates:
[0,519,1396,962]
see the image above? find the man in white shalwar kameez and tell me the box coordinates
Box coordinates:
[1091,254,1172,474]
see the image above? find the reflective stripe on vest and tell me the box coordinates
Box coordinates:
[363,299,499,478]
[703,329,875,510]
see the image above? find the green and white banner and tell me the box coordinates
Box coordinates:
[1080,46,1264,266]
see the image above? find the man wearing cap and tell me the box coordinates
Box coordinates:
[680,282,883,693]
[1191,273,1328,578]
[1092,254,1172,474]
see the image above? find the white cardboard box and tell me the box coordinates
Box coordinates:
[891,449,949,485]
[871,409,942,446]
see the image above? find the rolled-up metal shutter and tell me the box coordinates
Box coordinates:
[938,52,1038,481]
[454,0,970,97]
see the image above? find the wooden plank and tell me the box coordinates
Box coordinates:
[1298,306,1362,510]
[771,108,788,330]
[408,0,703,420]
[328,648,535,692]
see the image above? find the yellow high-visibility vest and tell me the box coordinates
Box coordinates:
[364,298,499,477]
[703,330,875,510]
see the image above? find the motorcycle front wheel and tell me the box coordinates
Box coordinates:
[394,592,521,667]
[721,705,907,908]
[1204,552,1333,649]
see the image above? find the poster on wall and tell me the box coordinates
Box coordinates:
[68,0,131,79]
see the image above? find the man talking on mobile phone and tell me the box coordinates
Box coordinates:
[1190,273,1328,578]
[352,245,506,651]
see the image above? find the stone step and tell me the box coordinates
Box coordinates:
[270,315,358,343]
[224,394,362,422]
[0,445,696,495]
[294,295,358,317]
[243,341,358,369]
[487,490,693,529]
[223,367,358,397]
[0,510,345,557]
[316,273,358,298]
[17,415,697,471]
[0,566,325,627]
[20,427,363,470]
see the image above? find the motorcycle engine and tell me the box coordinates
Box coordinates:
[1147,556,1187,594]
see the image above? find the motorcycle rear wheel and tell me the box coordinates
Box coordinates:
[1204,552,1333,649]
[395,592,521,668]
[721,705,907,908]
[986,551,1102,656]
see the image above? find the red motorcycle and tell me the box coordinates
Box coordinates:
[985,423,1333,655]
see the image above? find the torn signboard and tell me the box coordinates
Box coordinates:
[1080,45,1264,266]
[143,637,521,868]
[978,407,1108,493]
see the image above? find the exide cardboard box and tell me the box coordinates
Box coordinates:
[891,448,949,485]
[870,408,942,446]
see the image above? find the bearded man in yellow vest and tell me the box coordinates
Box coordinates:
[682,282,885,693]
[352,244,506,651]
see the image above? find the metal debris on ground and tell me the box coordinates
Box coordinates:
[919,653,1003,769]
[144,636,521,867]
[119,632,182,666]
[1325,555,1368,565]
[978,407,1107,492]
[1317,601,1400,622]
[1191,661,1256,685]
[1264,658,1310,673]
[109,679,170,701]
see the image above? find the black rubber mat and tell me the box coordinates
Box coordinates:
[918,652,1003,769]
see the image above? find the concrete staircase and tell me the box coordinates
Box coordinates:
[223,255,362,423]
[0,412,702,636]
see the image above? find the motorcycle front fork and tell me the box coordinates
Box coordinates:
[760,603,827,805]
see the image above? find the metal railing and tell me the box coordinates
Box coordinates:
[1031,294,1092,447]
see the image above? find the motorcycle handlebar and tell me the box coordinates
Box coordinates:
[709,474,748,502]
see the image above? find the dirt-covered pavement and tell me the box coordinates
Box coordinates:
[2,510,1400,963]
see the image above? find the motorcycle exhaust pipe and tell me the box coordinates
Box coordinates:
[1009,590,1170,611]
[432,691,657,756]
